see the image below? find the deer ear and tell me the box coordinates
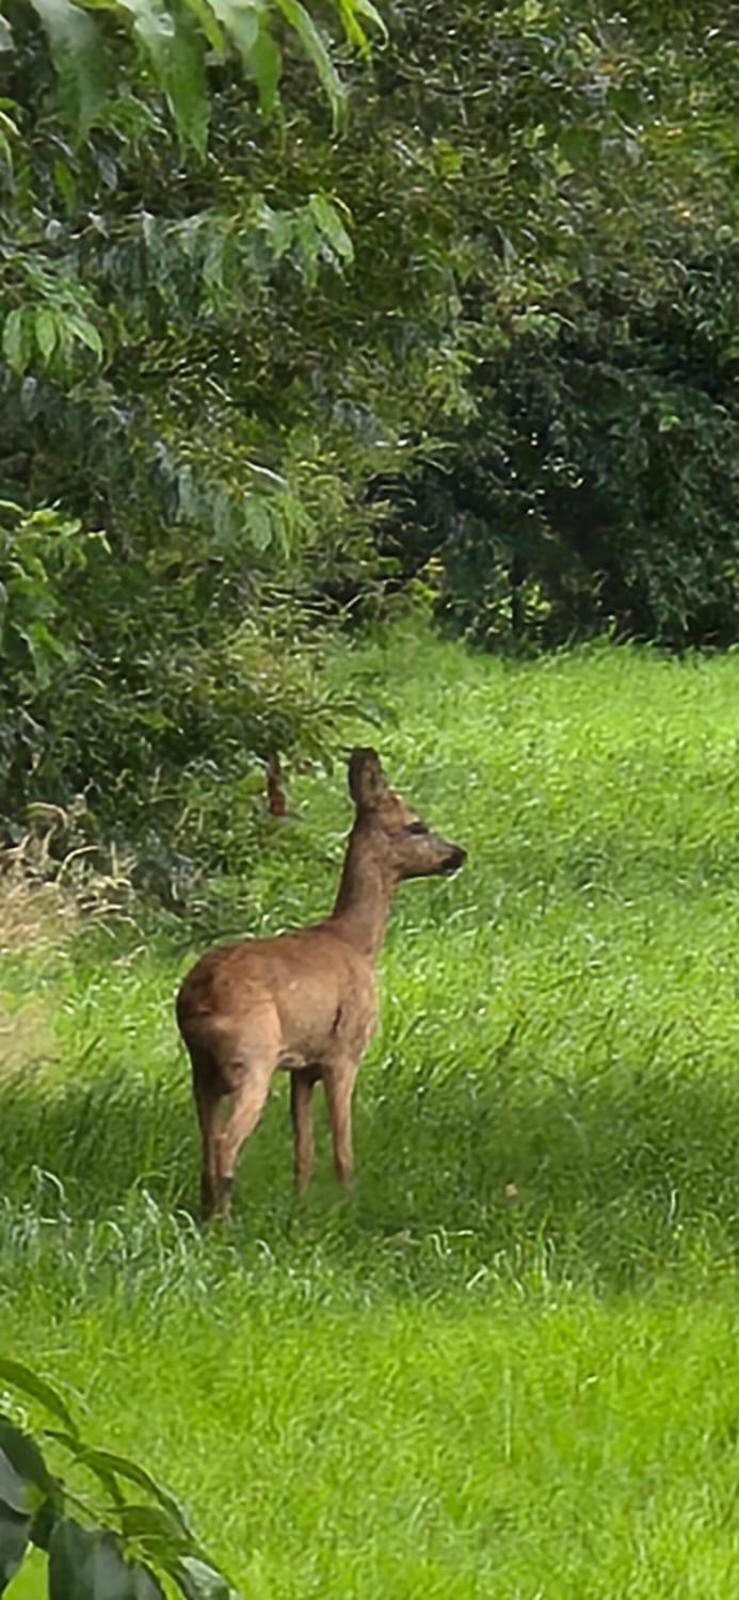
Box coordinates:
[348,748,388,810]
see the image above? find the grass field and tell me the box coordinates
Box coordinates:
[4,626,739,1597]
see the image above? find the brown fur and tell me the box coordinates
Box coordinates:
[176,748,466,1219]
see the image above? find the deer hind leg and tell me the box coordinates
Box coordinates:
[290,1068,319,1195]
[191,1059,222,1222]
[323,1060,359,1189]
[215,1053,275,1220]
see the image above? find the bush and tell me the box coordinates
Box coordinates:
[0,1357,239,1598]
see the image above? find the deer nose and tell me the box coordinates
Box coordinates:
[444,845,467,873]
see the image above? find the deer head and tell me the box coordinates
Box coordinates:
[348,748,467,881]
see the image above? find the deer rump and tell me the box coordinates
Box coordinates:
[176,928,378,1093]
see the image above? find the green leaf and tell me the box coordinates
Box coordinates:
[45,1437,193,1538]
[23,622,75,686]
[35,307,58,363]
[0,1418,53,1507]
[0,108,16,171]
[117,1502,191,1556]
[28,0,108,130]
[29,1493,60,1553]
[0,1418,59,1550]
[202,228,232,296]
[0,1360,77,1435]
[0,1501,29,1595]
[53,157,77,212]
[294,209,320,286]
[0,1450,32,1516]
[243,497,272,550]
[132,1566,167,1599]
[273,0,345,131]
[170,1555,234,1600]
[2,309,29,375]
[352,0,386,43]
[49,1518,140,1600]
[334,0,365,51]
[67,314,105,362]
[114,0,174,79]
[336,0,386,53]
[248,16,281,117]
[115,0,209,150]
[164,3,209,153]
[0,12,13,50]
[206,0,259,70]
[180,0,225,54]
[307,192,353,262]
[252,198,294,261]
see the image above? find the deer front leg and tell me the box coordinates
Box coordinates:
[323,1060,359,1189]
[290,1068,318,1194]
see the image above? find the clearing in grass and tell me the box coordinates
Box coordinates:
[3,627,739,1598]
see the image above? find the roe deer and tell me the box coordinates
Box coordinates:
[176,748,466,1220]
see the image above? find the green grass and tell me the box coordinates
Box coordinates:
[5,626,739,1596]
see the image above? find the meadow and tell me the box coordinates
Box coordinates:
[4,625,739,1598]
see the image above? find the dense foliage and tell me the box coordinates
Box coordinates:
[365,1,739,648]
[1,0,388,891]
[0,1357,238,1598]
[1,0,737,888]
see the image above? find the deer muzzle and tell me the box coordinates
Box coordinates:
[441,844,467,875]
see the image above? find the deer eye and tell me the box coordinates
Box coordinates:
[406,821,428,836]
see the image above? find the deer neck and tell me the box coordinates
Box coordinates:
[328,828,396,959]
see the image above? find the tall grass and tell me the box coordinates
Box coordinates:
[4,628,739,1596]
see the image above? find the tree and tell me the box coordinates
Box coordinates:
[0,0,388,894]
[360,1,739,647]
[2,0,737,899]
